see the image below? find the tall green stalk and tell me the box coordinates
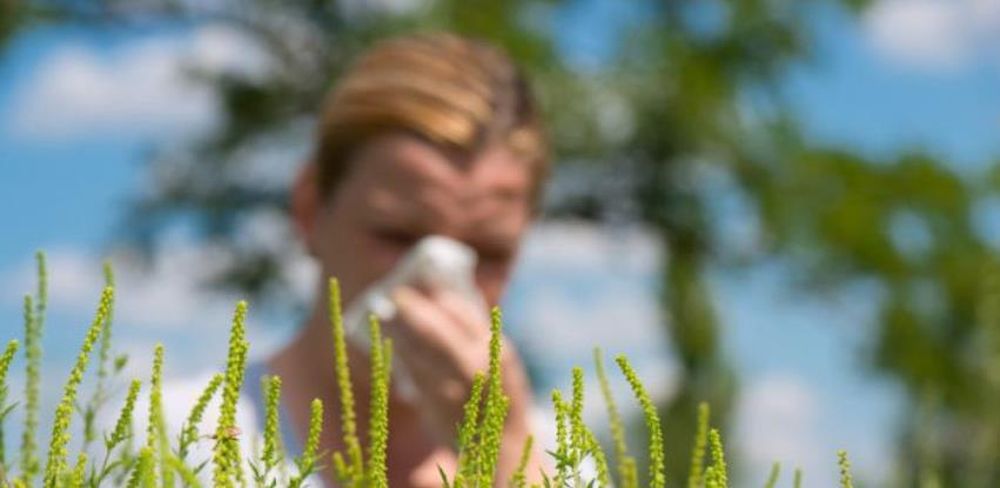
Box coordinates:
[21,251,47,485]
[43,286,113,487]
[365,316,391,488]
[595,348,636,488]
[329,278,364,486]
[616,355,665,488]
[213,301,249,488]
[0,339,19,469]
[688,403,710,488]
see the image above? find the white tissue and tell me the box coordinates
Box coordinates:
[341,235,487,399]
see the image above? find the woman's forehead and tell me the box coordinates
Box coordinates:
[331,134,532,247]
[354,134,530,213]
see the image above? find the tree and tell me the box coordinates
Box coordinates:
[1,0,45,47]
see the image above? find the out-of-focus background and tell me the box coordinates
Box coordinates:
[2,0,999,485]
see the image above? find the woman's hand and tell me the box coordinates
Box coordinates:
[387,285,532,442]
[386,286,545,483]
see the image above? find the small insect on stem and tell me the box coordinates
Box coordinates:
[205,426,242,443]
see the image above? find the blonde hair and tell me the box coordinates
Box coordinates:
[314,32,549,207]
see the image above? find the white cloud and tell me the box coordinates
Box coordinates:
[7,24,266,140]
[4,246,229,330]
[0,241,314,375]
[505,222,678,454]
[506,222,678,408]
[519,222,660,273]
[864,0,1000,72]
[735,374,826,485]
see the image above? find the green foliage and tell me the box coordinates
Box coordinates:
[0,339,20,469]
[550,389,569,486]
[594,348,636,488]
[705,429,728,488]
[109,379,141,449]
[763,462,781,488]
[364,317,390,488]
[78,262,118,456]
[569,368,585,463]
[584,426,610,487]
[509,435,533,488]
[328,278,368,487]
[288,399,324,488]
[21,253,47,485]
[43,286,112,488]
[91,378,141,487]
[165,453,204,488]
[687,402,710,488]
[97,262,115,387]
[445,309,511,488]
[166,455,201,488]
[477,309,511,485]
[125,447,153,488]
[455,372,485,484]
[68,453,86,488]
[615,355,665,488]
[261,375,282,474]
[145,344,171,488]
[213,301,250,488]
[328,278,364,486]
[0,256,863,486]
[547,366,612,488]
[837,450,854,488]
[179,374,223,462]
[454,373,486,486]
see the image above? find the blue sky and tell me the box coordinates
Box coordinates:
[1,0,999,485]
[784,2,1000,170]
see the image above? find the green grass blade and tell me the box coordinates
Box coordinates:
[763,462,780,488]
[688,402,710,488]
[594,348,635,488]
[615,355,665,488]
[43,286,112,488]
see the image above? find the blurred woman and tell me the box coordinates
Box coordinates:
[268,33,549,487]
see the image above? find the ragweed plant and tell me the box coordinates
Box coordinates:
[0,339,20,469]
[249,374,282,487]
[43,286,113,488]
[594,348,637,488]
[705,429,728,488]
[288,399,323,488]
[328,278,364,487]
[616,355,666,488]
[440,308,511,488]
[145,344,171,488]
[327,279,394,488]
[79,262,118,455]
[93,379,141,486]
[21,252,47,485]
[838,450,854,488]
[687,403,710,488]
[509,435,533,488]
[364,317,391,488]
[0,254,864,487]
[763,462,780,488]
[179,373,223,463]
[213,301,250,488]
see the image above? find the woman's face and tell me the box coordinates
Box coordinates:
[294,132,534,307]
